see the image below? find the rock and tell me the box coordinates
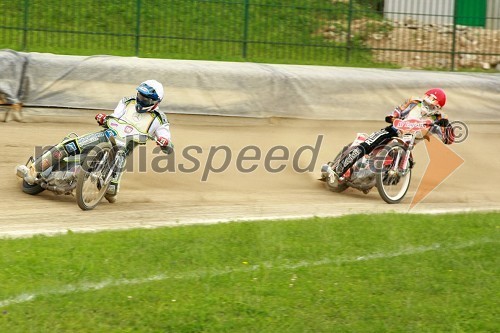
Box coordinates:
[439,28,453,34]
[459,36,468,47]
[404,16,417,25]
[325,25,336,32]
[322,18,500,70]
[462,54,478,61]
[437,58,449,68]
[482,62,491,70]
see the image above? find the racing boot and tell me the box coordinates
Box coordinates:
[105,195,117,204]
[320,163,344,182]
[104,180,119,203]
[104,158,126,204]
[16,164,37,185]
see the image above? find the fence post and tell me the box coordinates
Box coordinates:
[242,0,250,59]
[345,0,354,63]
[22,0,30,51]
[135,0,141,57]
[451,0,458,71]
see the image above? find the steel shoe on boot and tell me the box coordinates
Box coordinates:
[105,183,118,203]
[104,194,117,203]
[16,165,37,185]
[319,164,344,182]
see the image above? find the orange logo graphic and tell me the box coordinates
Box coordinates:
[410,135,464,209]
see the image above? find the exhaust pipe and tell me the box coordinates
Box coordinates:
[40,183,66,195]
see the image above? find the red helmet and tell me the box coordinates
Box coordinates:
[423,88,446,108]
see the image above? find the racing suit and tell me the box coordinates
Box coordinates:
[32,96,173,199]
[334,97,454,178]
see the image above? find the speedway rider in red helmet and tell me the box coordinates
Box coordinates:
[333,88,454,181]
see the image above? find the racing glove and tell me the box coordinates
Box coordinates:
[95,113,107,126]
[157,136,173,154]
[434,118,449,127]
[435,118,454,144]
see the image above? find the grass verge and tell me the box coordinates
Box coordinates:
[1,0,390,67]
[0,212,498,332]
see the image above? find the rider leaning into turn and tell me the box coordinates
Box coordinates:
[17,79,173,203]
[333,88,455,180]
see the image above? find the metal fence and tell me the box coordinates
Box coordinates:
[1,0,499,70]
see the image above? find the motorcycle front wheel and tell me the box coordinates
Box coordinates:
[76,142,115,210]
[375,142,411,204]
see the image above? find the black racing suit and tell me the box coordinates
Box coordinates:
[334,124,398,176]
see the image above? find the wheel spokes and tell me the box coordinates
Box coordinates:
[379,146,410,201]
[80,151,112,206]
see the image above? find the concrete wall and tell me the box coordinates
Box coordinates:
[487,0,500,29]
[385,0,499,29]
[384,0,455,25]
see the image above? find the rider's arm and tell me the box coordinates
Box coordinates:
[150,112,173,154]
[386,97,416,123]
[385,107,402,124]
[429,118,454,145]
[109,97,130,118]
[155,125,173,154]
[442,124,455,144]
[94,98,129,126]
[430,109,455,145]
[434,113,454,144]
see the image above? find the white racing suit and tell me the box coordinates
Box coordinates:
[32,96,173,200]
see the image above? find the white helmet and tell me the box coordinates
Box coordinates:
[135,80,164,113]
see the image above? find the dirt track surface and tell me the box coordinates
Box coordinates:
[1,111,499,238]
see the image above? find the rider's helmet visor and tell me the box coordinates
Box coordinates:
[136,92,156,107]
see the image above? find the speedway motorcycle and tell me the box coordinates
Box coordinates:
[320,118,435,204]
[16,116,152,210]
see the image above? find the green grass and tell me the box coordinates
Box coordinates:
[0,212,498,332]
[0,0,392,67]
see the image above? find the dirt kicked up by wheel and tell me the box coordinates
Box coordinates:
[76,142,115,211]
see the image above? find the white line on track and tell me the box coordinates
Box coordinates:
[0,237,495,308]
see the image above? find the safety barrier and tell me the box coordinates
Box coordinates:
[1,50,499,122]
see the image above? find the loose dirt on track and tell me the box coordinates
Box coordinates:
[1,110,499,237]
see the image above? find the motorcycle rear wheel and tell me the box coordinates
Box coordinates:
[22,180,45,195]
[76,142,115,211]
[375,142,411,204]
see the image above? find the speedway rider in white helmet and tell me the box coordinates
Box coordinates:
[94,79,173,202]
[18,80,173,204]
